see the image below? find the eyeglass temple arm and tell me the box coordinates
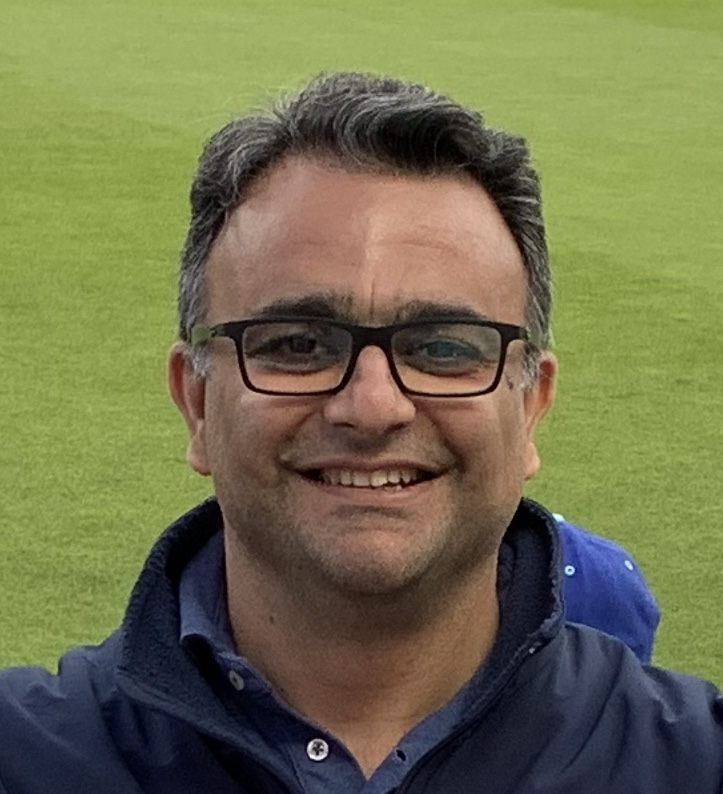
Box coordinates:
[189,325,216,345]
[523,328,545,349]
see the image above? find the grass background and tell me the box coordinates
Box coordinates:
[1,0,721,681]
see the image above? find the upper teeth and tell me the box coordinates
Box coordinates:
[320,468,420,488]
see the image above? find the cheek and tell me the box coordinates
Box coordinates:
[205,385,309,482]
[435,397,528,478]
[204,384,265,470]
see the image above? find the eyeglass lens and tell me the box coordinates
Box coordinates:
[241,320,504,395]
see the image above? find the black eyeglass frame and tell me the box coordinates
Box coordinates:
[189,316,538,398]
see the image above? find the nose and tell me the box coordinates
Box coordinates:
[322,346,416,435]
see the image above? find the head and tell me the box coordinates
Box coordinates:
[169,72,556,609]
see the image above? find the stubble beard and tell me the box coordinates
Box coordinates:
[220,478,512,631]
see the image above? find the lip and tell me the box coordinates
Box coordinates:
[287,458,446,504]
[294,469,441,505]
[291,459,444,476]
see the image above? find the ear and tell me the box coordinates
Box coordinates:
[522,352,557,481]
[168,342,211,476]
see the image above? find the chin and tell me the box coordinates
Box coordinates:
[309,538,450,599]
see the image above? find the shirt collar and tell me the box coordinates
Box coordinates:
[178,530,234,653]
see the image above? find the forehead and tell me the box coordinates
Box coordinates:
[205,158,527,325]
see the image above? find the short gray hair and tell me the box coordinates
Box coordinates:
[178,71,551,379]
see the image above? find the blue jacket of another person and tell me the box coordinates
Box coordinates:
[556,515,660,663]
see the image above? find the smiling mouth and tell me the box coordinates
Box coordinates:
[301,467,437,490]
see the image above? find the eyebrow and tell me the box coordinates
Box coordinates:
[254,293,351,320]
[393,301,492,324]
[253,293,492,325]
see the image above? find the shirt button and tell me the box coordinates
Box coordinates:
[307,738,330,761]
[228,670,245,691]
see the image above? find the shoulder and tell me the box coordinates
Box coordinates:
[0,633,136,790]
[493,626,723,790]
[0,633,249,794]
[0,632,120,706]
[552,624,723,759]
[415,625,723,792]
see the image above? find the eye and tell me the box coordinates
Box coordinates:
[243,323,349,372]
[418,339,478,360]
[269,332,319,355]
[403,338,484,374]
[393,324,501,376]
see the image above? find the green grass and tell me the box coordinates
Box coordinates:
[1,0,721,681]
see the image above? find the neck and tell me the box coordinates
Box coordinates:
[224,534,500,777]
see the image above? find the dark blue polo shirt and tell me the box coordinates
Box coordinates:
[179,533,500,793]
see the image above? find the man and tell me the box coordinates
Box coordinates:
[0,72,718,793]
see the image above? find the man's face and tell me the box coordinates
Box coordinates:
[170,158,555,598]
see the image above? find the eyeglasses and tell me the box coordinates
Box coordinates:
[189,316,536,397]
